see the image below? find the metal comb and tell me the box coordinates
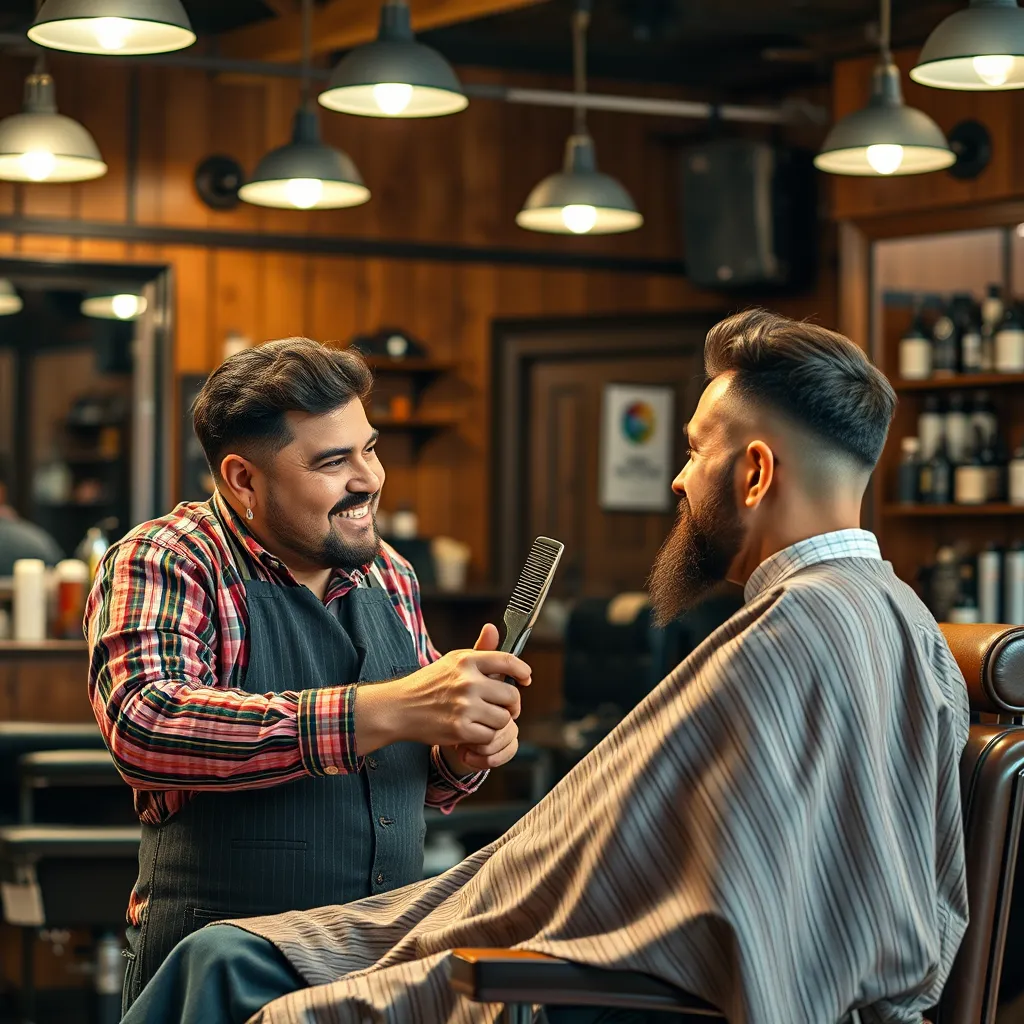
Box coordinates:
[499,536,564,659]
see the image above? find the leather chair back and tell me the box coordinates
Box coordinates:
[937,624,1024,1024]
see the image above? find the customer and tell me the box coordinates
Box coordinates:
[123,310,969,1024]
[0,455,63,575]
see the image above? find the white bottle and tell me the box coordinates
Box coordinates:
[944,393,970,464]
[978,546,1002,623]
[995,305,1024,373]
[13,558,46,642]
[917,396,945,462]
[1010,445,1024,505]
[1005,543,1024,625]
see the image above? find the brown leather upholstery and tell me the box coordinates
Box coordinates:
[449,624,1024,1024]
[942,622,1024,714]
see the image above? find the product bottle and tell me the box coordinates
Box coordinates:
[956,294,983,374]
[931,301,960,377]
[917,395,945,462]
[954,430,987,505]
[981,283,1004,372]
[1009,444,1024,505]
[978,544,1003,623]
[921,435,953,505]
[1005,542,1024,624]
[995,302,1024,373]
[969,390,998,446]
[898,306,933,380]
[897,438,921,505]
[929,546,962,621]
[944,392,970,464]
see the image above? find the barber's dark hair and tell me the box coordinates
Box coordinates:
[192,338,373,477]
[704,308,896,468]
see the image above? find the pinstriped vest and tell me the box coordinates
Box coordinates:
[124,538,430,1004]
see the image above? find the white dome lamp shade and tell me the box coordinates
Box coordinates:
[0,61,106,183]
[517,134,643,235]
[815,0,954,176]
[318,0,467,118]
[28,0,195,56]
[80,291,147,320]
[517,3,641,235]
[241,0,369,211]
[0,280,23,316]
[911,0,1024,90]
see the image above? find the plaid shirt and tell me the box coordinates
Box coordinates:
[87,492,485,923]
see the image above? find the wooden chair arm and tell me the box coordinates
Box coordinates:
[448,948,723,1015]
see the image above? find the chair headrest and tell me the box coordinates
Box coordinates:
[939,623,1024,715]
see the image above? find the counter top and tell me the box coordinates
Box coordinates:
[0,640,89,655]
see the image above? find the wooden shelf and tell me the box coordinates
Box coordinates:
[883,504,1024,517]
[374,414,459,430]
[893,373,1024,392]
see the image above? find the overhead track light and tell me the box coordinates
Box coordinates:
[27,0,195,55]
[911,0,1024,90]
[318,0,467,118]
[815,0,954,175]
[81,292,147,320]
[239,0,368,210]
[517,2,642,235]
[0,58,106,183]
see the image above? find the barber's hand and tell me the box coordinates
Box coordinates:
[441,624,529,772]
[355,624,531,755]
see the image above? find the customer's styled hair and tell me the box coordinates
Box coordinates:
[192,338,373,477]
[704,308,896,468]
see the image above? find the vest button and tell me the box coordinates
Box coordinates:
[378,816,394,827]
[376,872,384,885]
[324,766,340,775]
[367,757,378,770]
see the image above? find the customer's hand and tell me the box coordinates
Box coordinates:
[354,624,531,755]
[442,624,526,772]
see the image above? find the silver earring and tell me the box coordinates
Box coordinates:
[246,507,254,521]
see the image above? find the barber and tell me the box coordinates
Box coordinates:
[85,338,530,1012]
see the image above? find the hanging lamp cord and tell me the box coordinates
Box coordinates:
[878,0,891,61]
[571,0,591,137]
[300,0,312,110]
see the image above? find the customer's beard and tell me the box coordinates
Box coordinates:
[647,463,746,628]
[264,490,382,572]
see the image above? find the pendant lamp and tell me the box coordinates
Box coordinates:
[911,0,1024,90]
[81,292,147,320]
[517,4,642,235]
[0,280,22,316]
[0,58,106,183]
[239,0,369,210]
[318,0,466,118]
[815,0,954,175]
[28,0,195,55]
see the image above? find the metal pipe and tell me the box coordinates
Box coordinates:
[0,31,825,125]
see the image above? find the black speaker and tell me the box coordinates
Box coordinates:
[680,139,816,291]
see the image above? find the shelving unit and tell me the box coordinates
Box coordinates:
[883,504,1024,518]
[894,373,1024,392]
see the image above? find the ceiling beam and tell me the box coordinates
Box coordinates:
[219,0,550,63]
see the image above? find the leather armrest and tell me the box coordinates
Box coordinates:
[448,948,722,1015]
[940,624,1024,715]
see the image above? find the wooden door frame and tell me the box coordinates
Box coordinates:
[490,313,720,587]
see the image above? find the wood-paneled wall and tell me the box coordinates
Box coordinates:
[0,55,834,579]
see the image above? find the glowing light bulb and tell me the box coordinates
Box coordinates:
[111,294,141,320]
[865,144,904,175]
[20,150,56,181]
[972,54,1015,86]
[284,178,324,209]
[561,204,598,234]
[92,17,133,51]
[372,83,414,116]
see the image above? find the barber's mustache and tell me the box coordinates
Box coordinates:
[330,492,378,517]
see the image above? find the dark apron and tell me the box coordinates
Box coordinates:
[121,548,430,1010]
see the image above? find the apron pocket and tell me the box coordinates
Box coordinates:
[185,905,242,930]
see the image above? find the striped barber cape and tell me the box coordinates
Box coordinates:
[232,531,970,1024]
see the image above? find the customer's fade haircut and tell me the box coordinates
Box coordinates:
[192,338,373,478]
[703,308,897,469]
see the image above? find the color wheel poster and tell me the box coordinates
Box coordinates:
[598,383,675,511]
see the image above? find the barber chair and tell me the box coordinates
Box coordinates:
[449,622,1024,1024]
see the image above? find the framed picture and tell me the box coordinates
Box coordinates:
[598,383,675,512]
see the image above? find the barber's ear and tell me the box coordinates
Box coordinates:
[743,441,775,509]
[220,454,258,509]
